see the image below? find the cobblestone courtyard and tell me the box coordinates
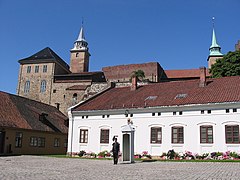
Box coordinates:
[1,156,240,180]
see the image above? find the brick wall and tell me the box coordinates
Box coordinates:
[102,62,165,82]
[70,51,90,73]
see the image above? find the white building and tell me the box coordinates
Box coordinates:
[67,68,240,156]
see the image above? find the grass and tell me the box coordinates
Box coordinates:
[42,155,240,162]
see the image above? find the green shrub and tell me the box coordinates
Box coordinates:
[78,150,86,157]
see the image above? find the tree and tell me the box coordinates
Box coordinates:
[210,51,240,78]
[130,69,145,81]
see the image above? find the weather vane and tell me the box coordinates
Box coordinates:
[212,17,215,28]
[81,17,84,27]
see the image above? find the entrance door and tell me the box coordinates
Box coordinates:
[123,134,130,161]
[0,131,5,154]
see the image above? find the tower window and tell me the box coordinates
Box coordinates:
[40,80,47,93]
[35,66,39,73]
[43,65,47,73]
[76,53,79,57]
[27,66,31,73]
[72,93,77,105]
[24,81,30,94]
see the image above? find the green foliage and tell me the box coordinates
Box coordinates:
[97,150,111,157]
[78,150,86,157]
[230,152,239,158]
[130,69,145,81]
[210,50,240,78]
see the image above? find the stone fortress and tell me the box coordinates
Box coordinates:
[16,26,240,115]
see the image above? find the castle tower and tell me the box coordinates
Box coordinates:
[70,26,90,73]
[207,18,223,69]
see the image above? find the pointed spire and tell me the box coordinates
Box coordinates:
[210,28,220,48]
[71,22,88,51]
[209,17,223,56]
[77,26,86,42]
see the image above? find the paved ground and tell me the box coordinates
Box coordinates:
[1,156,240,180]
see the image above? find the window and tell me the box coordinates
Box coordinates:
[100,129,109,143]
[38,137,45,147]
[201,110,204,114]
[200,126,213,143]
[179,111,183,115]
[151,127,162,144]
[158,112,161,116]
[130,114,133,117]
[15,132,23,148]
[54,138,60,147]
[152,113,155,116]
[64,139,68,148]
[30,137,38,147]
[173,112,176,115]
[172,126,184,143]
[72,93,77,105]
[233,108,237,113]
[207,110,211,114]
[27,66,31,73]
[43,65,47,73]
[226,109,230,113]
[24,81,30,94]
[35,65,39,73]
[40,80,46,93]
[225,125,239,144]
[80,129,88,143]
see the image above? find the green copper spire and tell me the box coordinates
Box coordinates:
[209,17,223,56]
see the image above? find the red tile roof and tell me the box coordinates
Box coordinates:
[165,69,211,79]
[73,76,240,111]
[66,85,89,90]
[0,91,68,133]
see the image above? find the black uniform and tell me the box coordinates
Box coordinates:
[112,140,120,164]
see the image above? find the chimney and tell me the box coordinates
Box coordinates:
[199,67,206,87]
[131,76,137,91]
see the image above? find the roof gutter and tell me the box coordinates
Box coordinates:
[71,101,240,116]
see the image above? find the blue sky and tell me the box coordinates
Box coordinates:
[0,0,240,94]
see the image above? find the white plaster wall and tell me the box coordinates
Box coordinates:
[68,109,240,155]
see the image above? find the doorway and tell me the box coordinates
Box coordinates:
[123,134,130,161]
[0,131,5,154]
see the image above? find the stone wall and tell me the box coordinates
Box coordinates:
[50,81,109,115]
[17,62,55,105]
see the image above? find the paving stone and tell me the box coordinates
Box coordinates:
[1,156,240,180]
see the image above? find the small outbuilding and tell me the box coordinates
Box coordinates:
[0,91,68,155]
